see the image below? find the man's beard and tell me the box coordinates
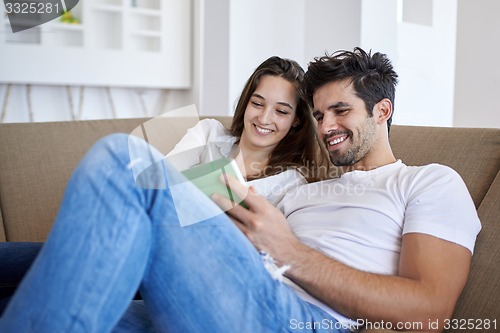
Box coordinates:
[325,118,377,167]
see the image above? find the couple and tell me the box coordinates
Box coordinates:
[0,48,480,333]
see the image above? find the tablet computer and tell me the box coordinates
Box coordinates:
[181,157,247,207]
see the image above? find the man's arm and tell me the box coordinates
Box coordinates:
[212,176,472,332]
[282,233,471,332]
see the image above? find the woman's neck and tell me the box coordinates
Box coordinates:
[233,139,272,179]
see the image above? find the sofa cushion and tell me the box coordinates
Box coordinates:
[0,117,233,242]
[389,125,500,208]
[0,118,149,241]
[451,170,500,328]
[0,209,5,242]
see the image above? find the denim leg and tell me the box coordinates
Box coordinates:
[112,301,155,333]
[0,133,345,333]
[0,134,156,333]
[0,242,43,295]
[0,242,43,314]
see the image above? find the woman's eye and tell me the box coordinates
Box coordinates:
[276,109,288,115]
[251,101,263,107]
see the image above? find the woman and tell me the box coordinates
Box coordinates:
[166,56,328,205]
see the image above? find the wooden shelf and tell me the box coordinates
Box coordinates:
[129,7,161,17]
[0,0,191,88]
[92,4,122,13]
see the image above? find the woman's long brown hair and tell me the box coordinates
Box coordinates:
[230,56,330,182]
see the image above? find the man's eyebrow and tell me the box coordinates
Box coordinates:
[312,102,352,117]
[328,101,351,110]
[251,93,294,110]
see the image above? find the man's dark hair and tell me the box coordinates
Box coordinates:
[302,47,398,132]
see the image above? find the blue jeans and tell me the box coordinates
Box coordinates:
[0,242,43,314]
[0,134,347,333]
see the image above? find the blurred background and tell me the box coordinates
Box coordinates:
[0,0,498,128]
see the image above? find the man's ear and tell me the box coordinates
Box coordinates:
[374,98,393,125]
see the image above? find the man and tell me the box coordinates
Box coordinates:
[214,48,481,331]
[0,48,480,333]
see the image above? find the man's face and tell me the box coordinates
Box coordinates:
[312,79,378,168]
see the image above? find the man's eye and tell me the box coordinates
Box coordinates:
[314,115,323,122]
[337,109,348,115]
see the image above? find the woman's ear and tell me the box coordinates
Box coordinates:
[292,117,300,128]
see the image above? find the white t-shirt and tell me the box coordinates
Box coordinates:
[277,160,481,326]
[166,118,306,206]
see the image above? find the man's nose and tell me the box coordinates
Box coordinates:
[319,114,338,135]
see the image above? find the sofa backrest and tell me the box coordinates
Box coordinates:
[0,208,5,242]
[0,117,233,242]
[389,125,499,208]
[0,117,499,333]
[452,170,500,330]
[0,118,147,242]
[0,118,498,242]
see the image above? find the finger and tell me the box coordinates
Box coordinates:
[226,214,249,236]
[212,193,253,226]
[220,173,250,205]
[211,192,237,212]
[211,194,251,236]
[220,175,266,210]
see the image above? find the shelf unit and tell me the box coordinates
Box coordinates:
[0,0,191,88]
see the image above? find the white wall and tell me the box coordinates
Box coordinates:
[394,0,458,127]
[360,0,398,62]
[0,0,196,123]
[305,0,362,62]
[0,84,175,122]
[2,0,499,128]
[228,0,306,116]
[454,0,500,128]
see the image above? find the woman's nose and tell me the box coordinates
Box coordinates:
[258,108,273,124]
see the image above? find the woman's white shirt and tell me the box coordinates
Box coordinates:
[166,119,306,206]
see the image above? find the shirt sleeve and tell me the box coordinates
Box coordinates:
[402,164,482,254]
[249,169,307,206]
[165,119,221,171]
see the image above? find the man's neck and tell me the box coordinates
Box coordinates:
[341,140,396,173]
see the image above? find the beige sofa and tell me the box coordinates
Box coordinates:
[0,117,498,332]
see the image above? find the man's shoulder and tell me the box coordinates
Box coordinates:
[398,162,460,181]
[396,162,466,198]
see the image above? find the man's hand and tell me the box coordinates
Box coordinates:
[211,174,301,264]
[212,176,471,333]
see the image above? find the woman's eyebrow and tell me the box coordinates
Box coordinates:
[252,93,294,110]
[251,93,265,100]
[277,101,294,110]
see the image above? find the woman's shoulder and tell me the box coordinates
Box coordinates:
[198,118,230,135]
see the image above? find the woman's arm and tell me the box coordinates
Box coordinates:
[166,119,228,171]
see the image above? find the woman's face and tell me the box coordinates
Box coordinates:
[241,75,298,153]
